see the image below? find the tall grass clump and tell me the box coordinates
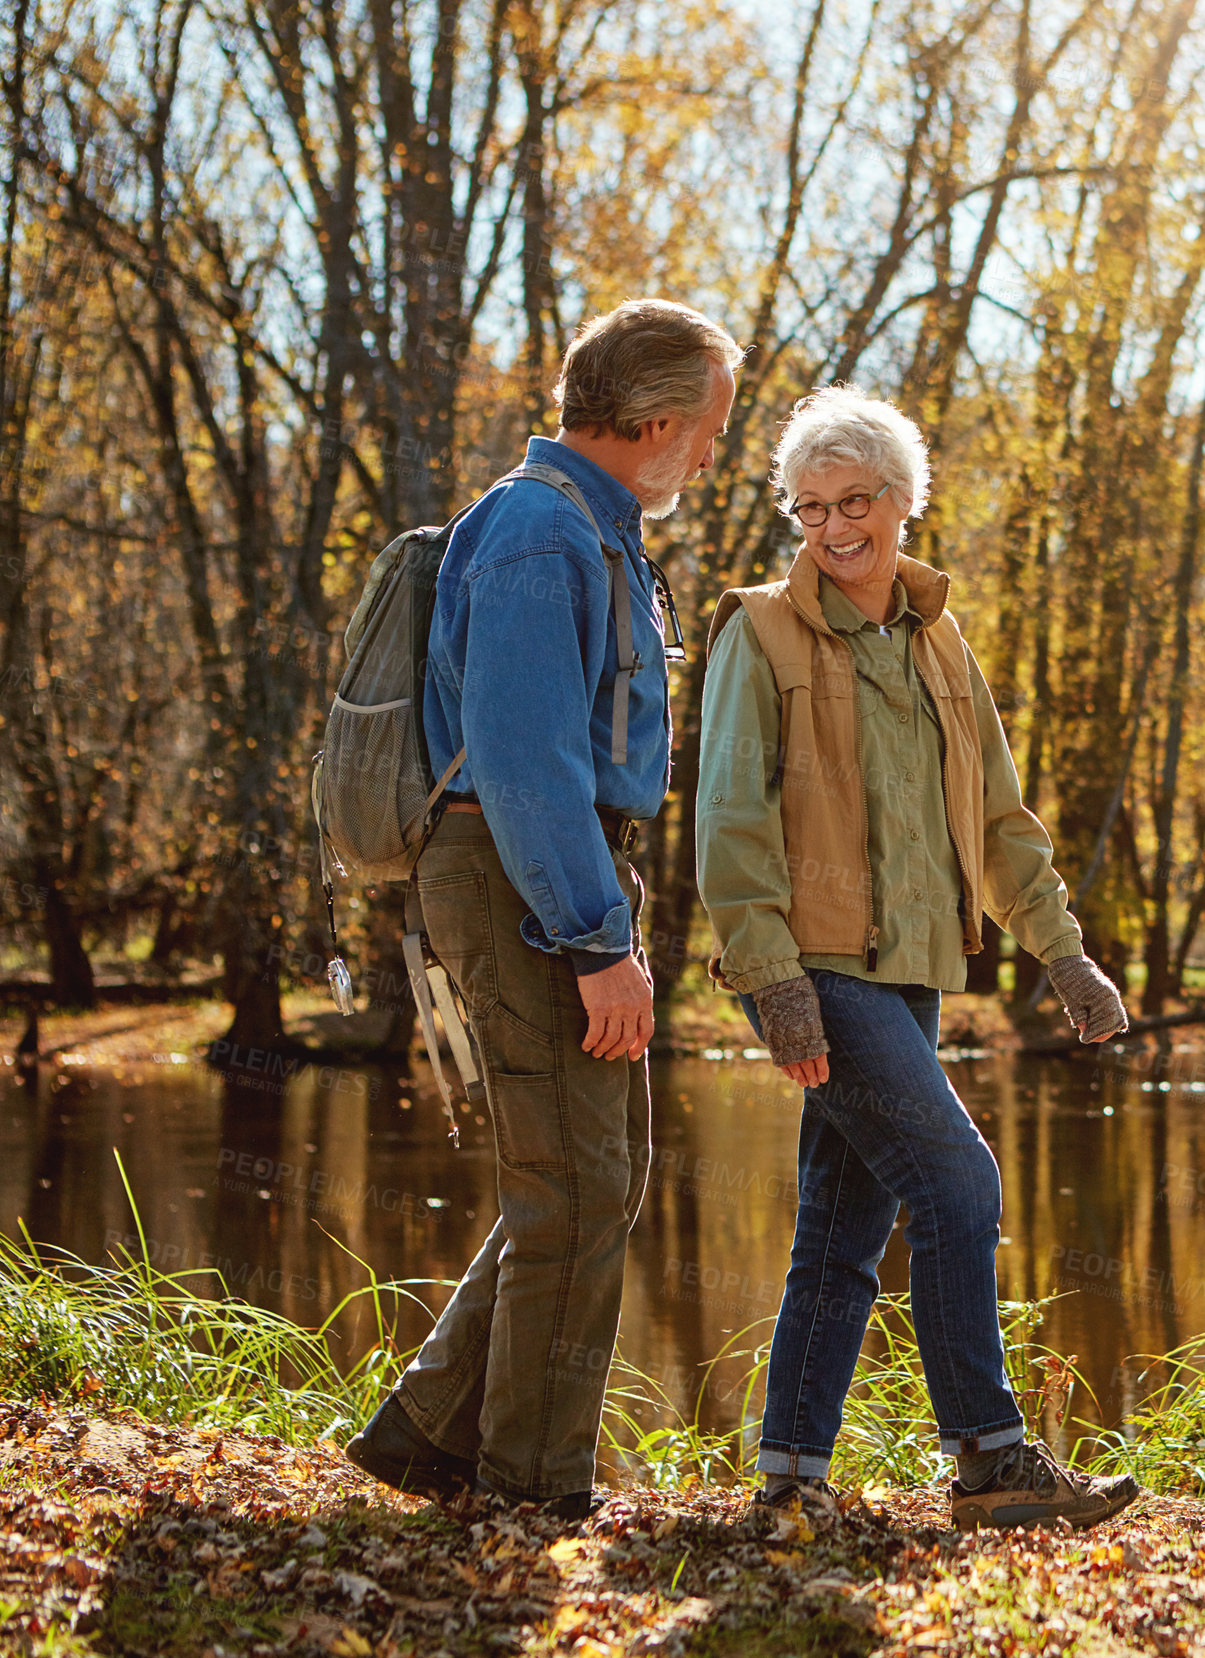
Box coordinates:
[602,1321,774,1488]
[0,1152,449,1446]
[1083,1336,1205,1495]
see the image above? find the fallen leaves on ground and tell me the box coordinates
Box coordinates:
[0,1399,1202,1656]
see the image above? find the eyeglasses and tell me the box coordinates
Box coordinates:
[644,555,686,661]
[790,480,892,527]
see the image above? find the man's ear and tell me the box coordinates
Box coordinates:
[641,414,675,448]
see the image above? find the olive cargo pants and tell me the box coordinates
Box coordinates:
[395,811,652,1500]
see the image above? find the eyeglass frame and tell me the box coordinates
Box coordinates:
[643,554,686,661]
[789,479,893,528]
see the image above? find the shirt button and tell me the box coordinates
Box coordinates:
[910,829,920,841]
[913,888,923,901]
[711,793,724,804]
[898,711,909,723]
[551,927,559,935]
[905,770,915,782]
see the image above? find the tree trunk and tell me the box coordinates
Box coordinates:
[1142,389,1205,1014]
[35,856,95,1006]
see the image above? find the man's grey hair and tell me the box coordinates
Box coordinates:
[554,298,744,443]
[770,384,932,520]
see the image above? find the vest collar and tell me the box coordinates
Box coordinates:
[784,548,952,633]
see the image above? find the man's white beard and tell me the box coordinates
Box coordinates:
[635,429,695,520]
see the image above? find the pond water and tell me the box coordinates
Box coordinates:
[3,1034,1204,1469]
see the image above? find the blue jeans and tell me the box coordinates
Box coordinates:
[741,972,1024,1477]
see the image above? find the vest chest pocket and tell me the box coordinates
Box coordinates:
[915,644,972,702]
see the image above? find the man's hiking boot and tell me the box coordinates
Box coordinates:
[746,1477,841,1529]
[345,1394,475,1500]
[951,1439,1140,1533]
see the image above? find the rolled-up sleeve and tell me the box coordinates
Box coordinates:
[970,646,1082,962]
[697,610,804,993]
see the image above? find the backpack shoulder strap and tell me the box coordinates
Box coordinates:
[501,461,618,545]
[502,462,635,766]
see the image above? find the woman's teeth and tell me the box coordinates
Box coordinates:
[827,538,869,559]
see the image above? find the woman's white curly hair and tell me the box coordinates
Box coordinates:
[770,384,931,522]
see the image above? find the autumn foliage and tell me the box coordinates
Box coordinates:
[3,0,1205,1045]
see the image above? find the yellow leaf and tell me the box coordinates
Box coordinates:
[1090,1543,1125,1568]
[547,1538,589,1566]
[765,1548,806,1568]
[552,1604,589,1635]
[773,1512,815,1545]
[328,1629,373,1657]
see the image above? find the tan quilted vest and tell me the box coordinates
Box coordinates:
[707,550,986,966]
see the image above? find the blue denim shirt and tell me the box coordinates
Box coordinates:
[424,437,672,971]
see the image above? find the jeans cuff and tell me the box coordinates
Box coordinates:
[938,1420,1025,1457]
[756,1445,832,1480]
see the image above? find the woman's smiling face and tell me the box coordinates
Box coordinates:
[791,464,910,620]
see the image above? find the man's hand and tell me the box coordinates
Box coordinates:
[577,955,654,1061]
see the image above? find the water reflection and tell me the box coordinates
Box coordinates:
[3,1040,1205,1462]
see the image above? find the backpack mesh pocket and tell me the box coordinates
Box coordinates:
[320,695,430,878]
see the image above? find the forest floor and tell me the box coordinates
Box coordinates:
[2,1399,1203,1658]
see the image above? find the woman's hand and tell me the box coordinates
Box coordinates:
[753,973,829,1084]
[1046,953,1129,1043]
[779,1055,830,1088]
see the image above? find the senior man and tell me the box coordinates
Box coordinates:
[347,298,741,1519]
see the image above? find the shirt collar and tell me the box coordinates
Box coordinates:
[525,436,644,545]
[819,575,923,634]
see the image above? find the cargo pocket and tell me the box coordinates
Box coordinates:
[487,1069,566,1171]
[416,870,498,1017]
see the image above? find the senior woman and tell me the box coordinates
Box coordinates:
[696,385,1137,1534]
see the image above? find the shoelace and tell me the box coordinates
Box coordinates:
[991,1441,1064,1497]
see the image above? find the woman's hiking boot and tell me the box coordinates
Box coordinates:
[951,1440,1139,1533]
[746,1476,841,1529]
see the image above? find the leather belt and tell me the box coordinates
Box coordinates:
[595,807,643,856]
[443,800,643,856]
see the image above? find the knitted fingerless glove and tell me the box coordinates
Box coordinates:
[753,973,829,1066]
[1046,953,1129,1042]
